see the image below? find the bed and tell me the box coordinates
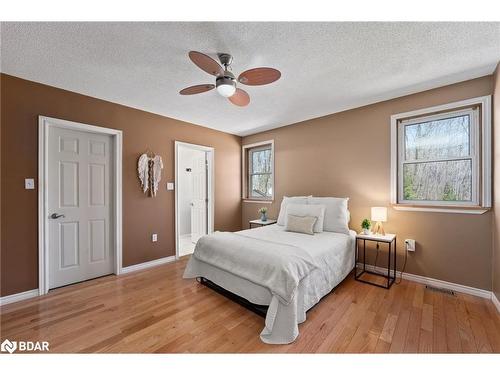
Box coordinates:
[183,223,356,344]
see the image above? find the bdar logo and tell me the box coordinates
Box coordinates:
[1,339,17,354]
[0,339,49,353]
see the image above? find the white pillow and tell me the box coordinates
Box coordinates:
[285,203,325,233]
[285,215,317,235]
[307,197,350,234]
[277,196,310,225]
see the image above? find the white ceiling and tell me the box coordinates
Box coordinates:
[1,22,499,136]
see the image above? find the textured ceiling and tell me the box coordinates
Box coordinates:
[1,22,499,136]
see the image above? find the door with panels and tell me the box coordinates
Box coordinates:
[48,126,114,289]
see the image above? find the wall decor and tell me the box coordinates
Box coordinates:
[137,151,164,197]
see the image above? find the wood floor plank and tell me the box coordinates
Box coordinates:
[418,303,434,353]
[432,291,448,353]
[478,298,500,353]
[463,295,494,353]
[1,257,499,353]
[443,293,462,353]
[454,296,477,353]
[403,305,422,353]
[389,281,415,352]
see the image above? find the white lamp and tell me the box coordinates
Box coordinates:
[371,207,387,236]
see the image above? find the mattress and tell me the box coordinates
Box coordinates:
[183,224,356,344]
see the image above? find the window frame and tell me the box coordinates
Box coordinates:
[242,140,275,202]
[390,95,491,214]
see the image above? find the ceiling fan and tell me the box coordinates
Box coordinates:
[179,51,281,107]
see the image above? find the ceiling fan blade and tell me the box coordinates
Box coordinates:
[238,67,281,86]
[188,51,224,76]
[179,84,215,95]
[228,88,250,107]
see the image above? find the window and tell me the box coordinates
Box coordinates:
[391,96,491,213]
[242,140,274,201]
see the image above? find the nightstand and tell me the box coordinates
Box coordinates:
[249,219,277,228]
[355,233,396,289]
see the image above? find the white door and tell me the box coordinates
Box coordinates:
[48,126,114,289]
[190,152,207,243]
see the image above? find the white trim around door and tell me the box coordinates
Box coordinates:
[174,141,215,259]
[38,116,123,296]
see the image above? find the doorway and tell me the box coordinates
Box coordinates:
[38,116,122,295]
[175,141,214,258]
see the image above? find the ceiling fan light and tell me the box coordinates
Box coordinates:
[216,76,236,97]
[217,84,236,97]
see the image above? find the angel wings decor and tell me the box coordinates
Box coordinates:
[138,152,164,197]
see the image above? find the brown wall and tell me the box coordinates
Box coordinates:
[493,63,500,301]
[242,75,494,290]
[0,74,242,297]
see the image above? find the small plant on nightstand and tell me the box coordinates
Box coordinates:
[361,218,372,235]
[258,207,268,222]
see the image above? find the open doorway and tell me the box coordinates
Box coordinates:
[175,141,214,258]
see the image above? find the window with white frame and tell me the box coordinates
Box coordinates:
[391,96,491,212]
[242,141,274,200]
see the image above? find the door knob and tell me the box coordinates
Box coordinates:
[50,213,65,219]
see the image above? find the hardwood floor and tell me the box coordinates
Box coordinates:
[1,257,499,353]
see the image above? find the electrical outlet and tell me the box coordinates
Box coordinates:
[405,239,416,252]
[152,234,158,242]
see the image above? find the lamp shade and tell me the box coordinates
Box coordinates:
[371,207,387,222]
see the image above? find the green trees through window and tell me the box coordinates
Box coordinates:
[401,113,474,203]
[248,146,273,199]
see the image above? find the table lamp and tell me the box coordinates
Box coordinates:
[371,207,387,235]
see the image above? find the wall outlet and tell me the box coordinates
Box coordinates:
[405,239,416,252]
[25,178,35,190]
[167,182,174,191]
[152,234,158,242]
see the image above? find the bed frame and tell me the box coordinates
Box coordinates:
[198,277,269,317]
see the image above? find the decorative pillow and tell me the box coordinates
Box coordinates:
[307,197,350,234]
[276,196,310,225]
[285,203,325,233]
[285,214,317,235]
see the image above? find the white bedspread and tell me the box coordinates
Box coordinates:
[193,232,318,304]
[183,224,355,344]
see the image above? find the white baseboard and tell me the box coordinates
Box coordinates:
[120,256,176,274]
[357,263,492,299]
[492,292,500,314]
[0,289,39,306]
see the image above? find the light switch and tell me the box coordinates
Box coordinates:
[25,178,35,190]
[152,234,158,242]
[167,182,174,191]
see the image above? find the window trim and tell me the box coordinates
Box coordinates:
[242,140,275,202]
[390,95,491,214]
